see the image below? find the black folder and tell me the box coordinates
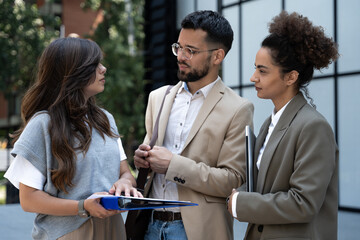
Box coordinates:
[245,125,256,192]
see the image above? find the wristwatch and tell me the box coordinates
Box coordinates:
[78,199,90,218]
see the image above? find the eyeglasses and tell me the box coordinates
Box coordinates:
[171,43,218,60]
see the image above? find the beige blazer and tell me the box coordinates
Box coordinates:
[235,93,339,240]
[142,80,254,240]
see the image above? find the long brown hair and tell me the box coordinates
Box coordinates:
[12,38,117,193]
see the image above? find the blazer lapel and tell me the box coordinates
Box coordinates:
[182,80,225,151]
[253,118,271,191]
[256,93,308,193]
[157,82,182,145]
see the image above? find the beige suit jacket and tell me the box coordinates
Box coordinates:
[142,80,254,240]
[235,93,339,240]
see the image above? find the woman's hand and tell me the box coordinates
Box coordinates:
[227,189,237,216]
[108,160,144,198]
[109,178,143,198]
[84,192,121,218]
[19,184,121,218]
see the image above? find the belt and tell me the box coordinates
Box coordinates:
[153,211,182,222]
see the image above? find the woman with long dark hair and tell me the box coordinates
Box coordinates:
[227,11,339,239]
[5,37,142,239]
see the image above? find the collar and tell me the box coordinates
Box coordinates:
[271,98,292,127]
[178,76,220,98]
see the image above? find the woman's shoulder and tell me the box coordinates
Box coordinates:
[99,108,117,127]
[295,104,333,133]
[27,111,50,127]
[99,108,114,120]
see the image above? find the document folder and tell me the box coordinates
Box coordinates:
[245,125,256,192]
[97,195,198,211]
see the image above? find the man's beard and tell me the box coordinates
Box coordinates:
[177,60,210,83]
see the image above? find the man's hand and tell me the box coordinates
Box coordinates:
[146,146,173,174]
[134,144,151,169]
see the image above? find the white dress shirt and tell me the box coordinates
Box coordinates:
[231,99,292,218]
[151,78,220,212]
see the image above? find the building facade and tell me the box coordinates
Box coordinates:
[143,0,360,211]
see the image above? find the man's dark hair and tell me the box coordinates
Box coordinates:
[181,10,233,55]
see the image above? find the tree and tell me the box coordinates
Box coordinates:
[0,0,60,99]
[83,0,145,168]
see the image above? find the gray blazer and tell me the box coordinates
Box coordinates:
[235,93,338,240]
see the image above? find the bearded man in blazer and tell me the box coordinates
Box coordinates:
[134,10,254,240]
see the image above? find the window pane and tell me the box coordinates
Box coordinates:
[307,78,335,130]
[338,75,360,208]
[223,0,239,6]
[337,0,360,73]
[223,6,240,87]
[197,0,217,11]
[286,0,335,76]
[176,0,195,29]
[242,86,274,135]
[241,0,282,85]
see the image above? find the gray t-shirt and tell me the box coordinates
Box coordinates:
[11,110,122,239]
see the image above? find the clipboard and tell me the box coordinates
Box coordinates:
[245,125,256,192]
[97,195,198,211]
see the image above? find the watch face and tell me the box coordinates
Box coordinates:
[79,212,88,218]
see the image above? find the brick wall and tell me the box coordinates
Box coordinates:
[62,0,103,37]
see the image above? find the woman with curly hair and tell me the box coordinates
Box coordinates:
[227,11,339,239]
[5,37,142,239]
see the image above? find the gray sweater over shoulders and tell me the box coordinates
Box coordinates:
[11,110,122,240]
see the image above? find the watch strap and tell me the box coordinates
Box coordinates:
[78,199,89,218]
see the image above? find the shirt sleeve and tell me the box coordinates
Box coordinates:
[232,192,239,218]
[117,138,127,161]
[4,155,45,190]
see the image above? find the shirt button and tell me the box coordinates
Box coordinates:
[175,144,178,148]
[180,123,183,126]
[187,101,189,105]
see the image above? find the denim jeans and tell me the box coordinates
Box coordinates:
[144,212,188,240]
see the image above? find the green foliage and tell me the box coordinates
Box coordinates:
[0,0,60,98]
[83,0,145,165]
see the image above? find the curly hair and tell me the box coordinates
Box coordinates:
[181,10,233,55]
[262,11,339,105]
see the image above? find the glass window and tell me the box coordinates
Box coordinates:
[176,0,195,29]
[197,0,217,11]
[337,0,360,73]
[338,75,360,209]
[307,78,335,130]
[223,0,239,6]
[223,6,240,87]
[285,0,335,76]
[241,0,282,85]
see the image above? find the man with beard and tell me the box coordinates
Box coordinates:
[133,10,254,240]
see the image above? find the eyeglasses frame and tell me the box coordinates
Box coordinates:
[171,43,218,60]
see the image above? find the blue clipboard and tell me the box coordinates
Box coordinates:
[100,195,198,211]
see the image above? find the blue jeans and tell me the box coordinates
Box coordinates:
[144,212,188,240]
